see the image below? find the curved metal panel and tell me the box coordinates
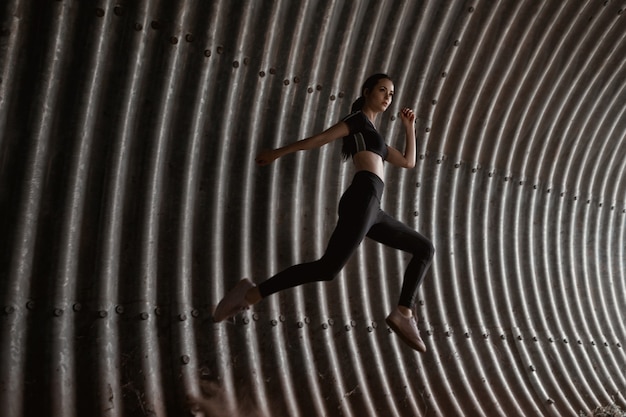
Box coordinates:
[1,1,625,416]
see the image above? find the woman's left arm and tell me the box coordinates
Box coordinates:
[386,107,416,169]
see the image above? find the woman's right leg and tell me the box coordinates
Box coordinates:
[257,186,380,298]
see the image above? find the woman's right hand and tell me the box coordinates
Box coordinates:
[255,149,279,166]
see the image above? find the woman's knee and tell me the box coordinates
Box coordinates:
[416,238,435,262]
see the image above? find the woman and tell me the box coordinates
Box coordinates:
[214,74,435,352]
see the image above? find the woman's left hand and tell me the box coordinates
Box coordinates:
[400,107,415,128]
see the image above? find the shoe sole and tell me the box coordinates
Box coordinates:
[386,316,427,353]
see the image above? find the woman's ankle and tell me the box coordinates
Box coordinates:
[245,286,262,305]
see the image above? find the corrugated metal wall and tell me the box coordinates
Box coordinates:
[1,0,625,416]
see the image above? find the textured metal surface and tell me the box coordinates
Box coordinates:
[1,0,625,416]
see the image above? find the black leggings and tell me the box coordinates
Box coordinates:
[257,171,435,308]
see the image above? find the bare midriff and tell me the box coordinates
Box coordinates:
[352,151,385,181]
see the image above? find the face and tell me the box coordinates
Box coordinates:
[364,78,394,112]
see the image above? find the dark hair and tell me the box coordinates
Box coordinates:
[342,74,393,159]
[350,73,393,112]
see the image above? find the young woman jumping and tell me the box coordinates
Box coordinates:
[213,74,435,352]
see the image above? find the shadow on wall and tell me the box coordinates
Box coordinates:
[188,379,263,417]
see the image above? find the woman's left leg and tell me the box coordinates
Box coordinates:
[366,211,435,308]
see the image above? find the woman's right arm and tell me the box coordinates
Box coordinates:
[255,121,349,166]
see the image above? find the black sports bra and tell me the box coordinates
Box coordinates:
[341,111,388,161]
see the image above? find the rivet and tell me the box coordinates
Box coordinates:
[483,333,489,339]
[587,200,591,204]
[547,399,554,405]
[350,320,356,327]
[283,79,290,86]
[618,9,623,15]
[367,326,373,332]
[489,172,493,177]
[533,336,538,342]
[134,23,143,31]
[549,337,554,343]
[155,307,162,316]
[419,154,425,160]
[371,321,377,329]
[563,338,568,344]
[151,20,160,30]
[441,72,447,78]
[304,317,311,324]
[233,61,239,68]
[322,323,328,329]
[469,7,475,13]
[547,189,551,193]
[617,343,621,348]
[26,301,36,311]
[293,76,300,83]
[577,340,582,345]
[330,94,336,101]
[99,310,108,318]
[279,315,286,322]
[181,355,190,365]
[253,313,259,321]
[500,334,506,340]
[178,313,187,321]
[316,85,323,91]
[599,203,603,207]
[465,332,470,338]
[204,49,212,57]
[454,40,460,46]
[455,163,460,168]
[519,181,523,186]
[140,312,149,320]
[297,321,304,328]
[533,185,537,189]
[604,341,609,346]
[445,331,451,337]
[591,341,596,346]
[529,365,535,372]
[191,309,200,318]
[259,70,266,77]
[185,33,194,43]
[504,177,509,181]
[517,335,523,340]
[345,325,351,331]
[436,159,441,164]
[116,305,124,314]
[4,306,14,315]
[472,168,477,173]
[338,92,345,98]
[307,87,314,93]
[414,211,419,217]
[73,303,82,312]
[53,308,64,317]
[95,8,105,17]
[271,319,278,326]
[243,317,250,325]
[574,196,578,200]
[425,127,430,133]
[269,68,276,74]
[432,99,437,105]
[113,6,124,16]
[426,329,433,336]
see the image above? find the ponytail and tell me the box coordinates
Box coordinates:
[351,96,365,112]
